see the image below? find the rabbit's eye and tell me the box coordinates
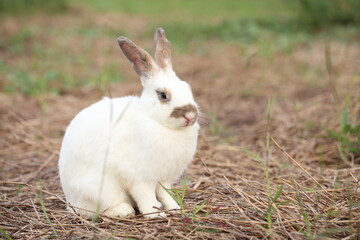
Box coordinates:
[156,89,171,103]
[160,92,167,100]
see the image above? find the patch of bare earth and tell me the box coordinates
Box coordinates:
[1,10,360,240]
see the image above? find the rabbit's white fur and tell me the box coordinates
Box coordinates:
[59,28,199,218]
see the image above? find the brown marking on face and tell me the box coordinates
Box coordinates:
[156,88,172,104]
[170,104,198,122]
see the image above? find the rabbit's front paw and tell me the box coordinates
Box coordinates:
[163,199,180,211]
[104,203,135,218]
[145,211,167,219]
[141,201,166,219]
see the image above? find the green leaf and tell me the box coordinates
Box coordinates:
[161,185,180,205]
[39,185,59,238]
[193,201,206,215]
[341,108,349,134]
[196,228,220,233]
[349,125,360,135]
[272,185,283,202]
[16,184,24,196]
[349,145,360,154]
[343,124,351,135]
[276,200,291,206]
[266,204,273,229]
[181,178,189,203]
[168,189,182,193]
[0,227,13,240]
[240,148,265,168]
[326,129,342,140]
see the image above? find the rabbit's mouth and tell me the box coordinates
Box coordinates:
[183,115,197,127]
[170,104,198,128]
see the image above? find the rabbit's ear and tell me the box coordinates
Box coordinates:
[154,28,172,71]
[117,37,157,78]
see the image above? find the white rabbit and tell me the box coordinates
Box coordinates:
[58,28,199,219]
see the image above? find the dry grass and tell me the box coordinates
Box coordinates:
[1,7,360,240]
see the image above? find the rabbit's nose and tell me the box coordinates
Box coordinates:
[184,112,196,121]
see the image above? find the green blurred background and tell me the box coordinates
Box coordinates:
[0,0,359,96]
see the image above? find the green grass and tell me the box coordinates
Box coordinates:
[327,107,360,164]
[154,18,359,55]
[79,0,360,52]
[1,0,359,96]
[39,184,59,238]
[208,113,231,137]
[162,178,189,216]
[296,193,314,239]
[292,0,360,28]
[77,0,292,22]
[0,227,13,240]
[241,148,287,233]
[162,179,207,221]
[162,179,231,234]
[1,41,124,97]
[0,0,68,15]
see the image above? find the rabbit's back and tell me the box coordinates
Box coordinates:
[58,97,139,197]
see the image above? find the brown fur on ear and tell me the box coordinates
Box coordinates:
[154,28,172,70]
[117,37,157,77]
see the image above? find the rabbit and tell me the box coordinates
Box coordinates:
[58,28,200,219]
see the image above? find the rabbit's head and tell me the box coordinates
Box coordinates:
[117,28,198,129]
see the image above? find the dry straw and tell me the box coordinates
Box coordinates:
[1,89,359,239]
[1,29,359,239]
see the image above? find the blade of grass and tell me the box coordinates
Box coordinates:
[325,41,338,102]
[240,148,270,196]
[265,96,273,170]
[341,108,349,134]
[94,98,132,221]
[265,185,283,231]
[270,137,325,190]
[159,183,181,206]
[39,184,59,238]
[193,201,206,215]
[0,227,13,240]
[272,185,283,202]
[159,178,189,215]
[181,178,189,205]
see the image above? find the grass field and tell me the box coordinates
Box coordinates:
[1,0,359,239]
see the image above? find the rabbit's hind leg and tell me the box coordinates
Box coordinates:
[99,177,135,218]
[66,199,98,219]
[68,198,135,218]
